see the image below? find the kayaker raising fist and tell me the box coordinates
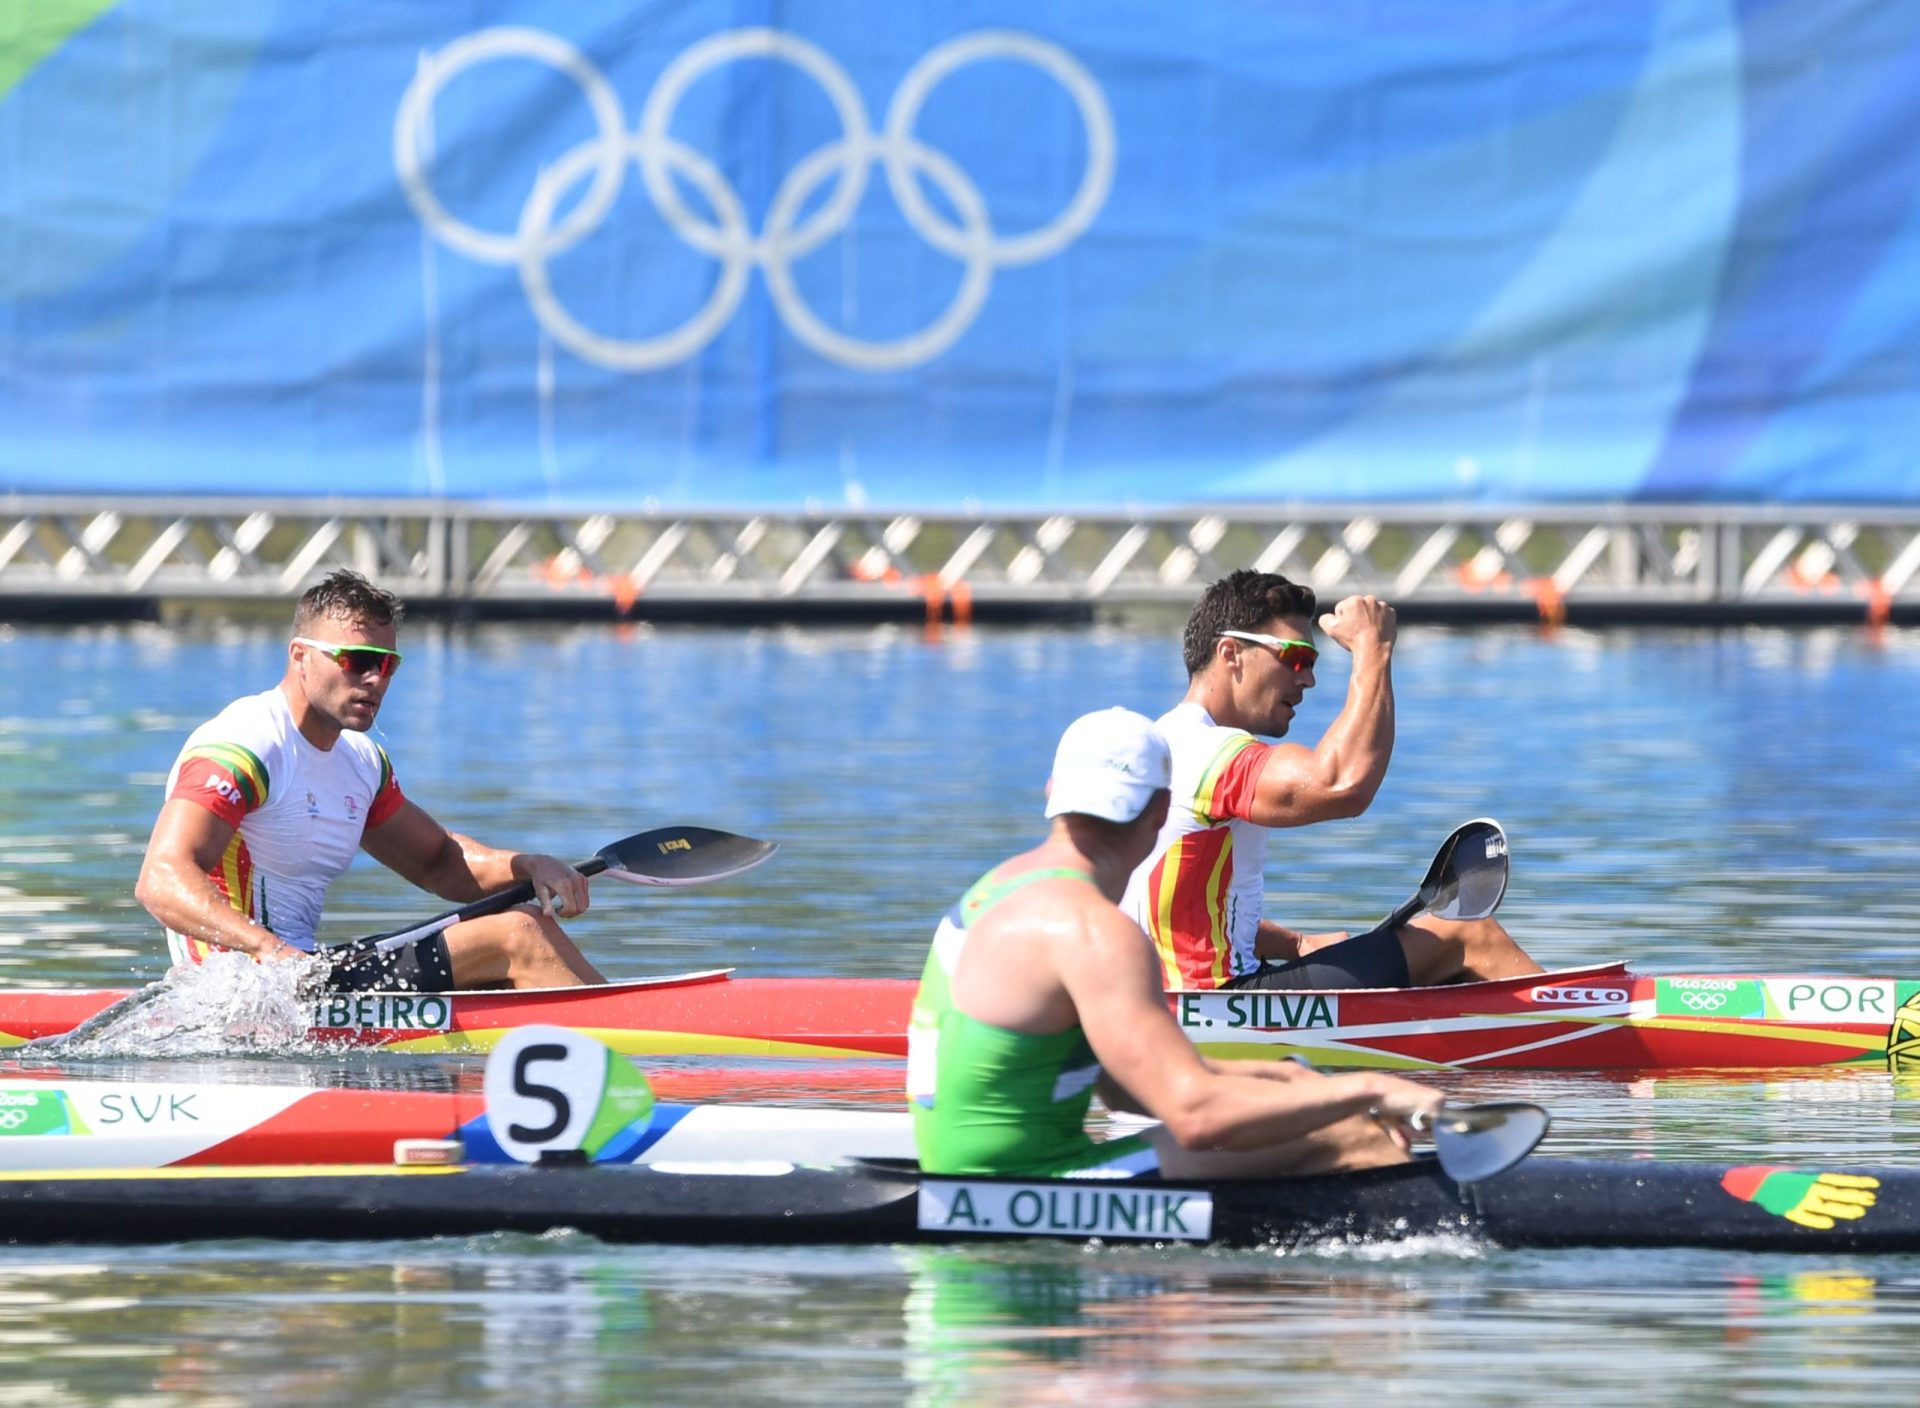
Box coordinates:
[1122,569,1542,990]
[135,569,606,992]
[909,707,1444,1180]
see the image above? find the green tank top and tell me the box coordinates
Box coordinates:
[908,864,1110,1176]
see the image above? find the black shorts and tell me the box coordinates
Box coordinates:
[1222,923,1410,991]
[318,935,457,993]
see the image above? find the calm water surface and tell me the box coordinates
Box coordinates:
[3,621,1920,1404]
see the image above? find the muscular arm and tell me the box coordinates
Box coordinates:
[1099,1056,1314,1113]
[360,800,590,914]
[1061,908,1436,1150]
[135,800,303,961]
[1243,638,1394,828]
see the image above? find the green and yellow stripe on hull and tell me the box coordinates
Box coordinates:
[1505,1010,1890,1057]
[378,1027,899,1060]
[1193,1039,1444,1069]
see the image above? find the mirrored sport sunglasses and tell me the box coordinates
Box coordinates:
[293,636,403,679]
[1218,630,1319,673]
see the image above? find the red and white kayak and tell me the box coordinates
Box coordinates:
[1175,963,1920,1071]
[4,962,1918,1071]
[0,1072,914,1171]
[0,969,914,1059]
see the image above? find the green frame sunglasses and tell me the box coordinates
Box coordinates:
[293,636,404,679]
[1218,630,1318,673]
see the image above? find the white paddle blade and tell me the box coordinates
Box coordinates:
[1421,1100,1549,1183]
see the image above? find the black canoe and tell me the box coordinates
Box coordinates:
[3,1155,1917,1251]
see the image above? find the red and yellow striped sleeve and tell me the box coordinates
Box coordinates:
[366,745,406,828]
[1192,735,1271,824]
[170,743,269,826]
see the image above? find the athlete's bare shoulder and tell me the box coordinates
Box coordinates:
[973,867,1100,949]
[1053,894,1174,1029]
[1022,883,1140,971]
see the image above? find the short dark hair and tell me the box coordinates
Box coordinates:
[294,569,404,634]
[1181,570,1316,676]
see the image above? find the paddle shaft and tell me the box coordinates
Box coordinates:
[360,824,779,950]
[1377,832,1463,934]
[1378,891,1426,935]
[359,855,609,953]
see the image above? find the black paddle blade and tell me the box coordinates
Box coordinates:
[1420,1100,1549,1183]
[596,826,778,888]
[1380,818,1511,933]
[1427,818,1509,923]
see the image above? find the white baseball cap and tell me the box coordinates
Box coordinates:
[1044,708,1172,823]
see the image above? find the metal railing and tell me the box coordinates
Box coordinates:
[3,496,1916,623]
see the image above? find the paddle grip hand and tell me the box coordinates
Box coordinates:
[1365,1081,1446,1150]
[520,853,594,920]
[466,855,604,923]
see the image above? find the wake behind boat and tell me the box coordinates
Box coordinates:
[7,961,1920,1071]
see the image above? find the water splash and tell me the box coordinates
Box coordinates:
[54,952,324,1057]
[1286,1230,1487,1262]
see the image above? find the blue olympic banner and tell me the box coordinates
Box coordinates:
[3,1,1919,505]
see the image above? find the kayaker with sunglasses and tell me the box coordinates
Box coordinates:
[1121,569,1540,991]
[135,569,605,993]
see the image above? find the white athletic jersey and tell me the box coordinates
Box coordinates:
[161,687,405,957]
[1120,701,1276,988]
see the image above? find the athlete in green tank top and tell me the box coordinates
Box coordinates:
[908,864,1157,1177]
[905,707,1441,1191]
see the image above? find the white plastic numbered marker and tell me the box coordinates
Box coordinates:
[483,1025,655,1163]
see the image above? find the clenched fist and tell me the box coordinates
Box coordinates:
[1317,594,1396,654]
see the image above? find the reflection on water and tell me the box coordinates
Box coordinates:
[2,622,1919,1400]
[4,1242,1920,1407]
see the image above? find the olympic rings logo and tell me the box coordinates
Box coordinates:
[394,27,1116,373]
[0,1107,32,1131]
[1678,990,1732,1012]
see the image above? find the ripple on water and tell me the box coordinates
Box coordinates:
[0,624,1918,1403]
